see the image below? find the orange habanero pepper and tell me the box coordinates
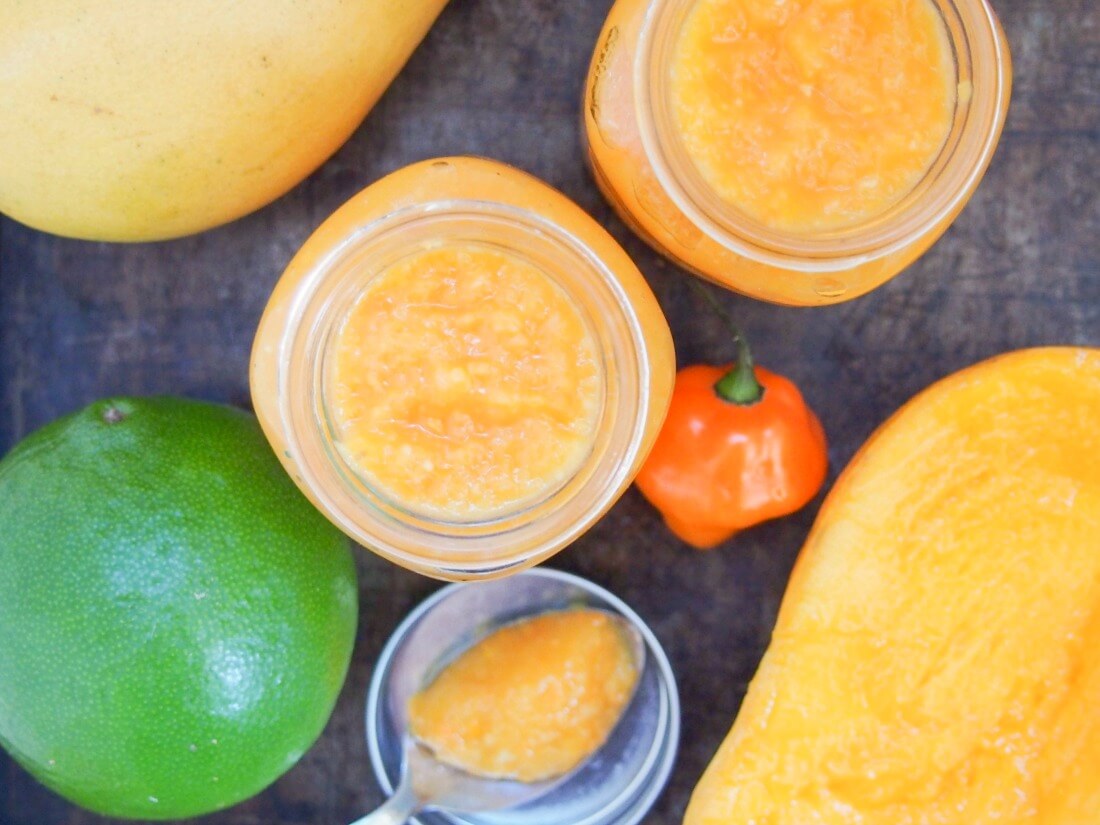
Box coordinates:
[635,290,828,549]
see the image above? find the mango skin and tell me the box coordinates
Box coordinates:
[0,0,448,242]
[685,348,1100,825]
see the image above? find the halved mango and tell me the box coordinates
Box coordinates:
[685,348,1100,824]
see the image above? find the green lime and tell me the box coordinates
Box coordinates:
[0,397,358,819]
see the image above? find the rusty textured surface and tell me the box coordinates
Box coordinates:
[1,0,1098,822]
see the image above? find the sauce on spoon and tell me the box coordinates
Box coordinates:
[407,609,641,782]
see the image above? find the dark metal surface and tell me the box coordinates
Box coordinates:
[1,1,1097,823]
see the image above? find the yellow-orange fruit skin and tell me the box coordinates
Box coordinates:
[0,0,447,242]
[685,347,1100,825]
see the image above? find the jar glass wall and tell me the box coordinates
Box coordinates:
[251,157,675,580]
[584,0,1012,305]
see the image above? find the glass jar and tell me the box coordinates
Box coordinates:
[583,0,1013,305]
[251,157,675,581]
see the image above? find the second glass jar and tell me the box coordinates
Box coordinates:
[584,0,1013,305]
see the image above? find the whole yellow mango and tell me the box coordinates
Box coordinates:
[0,0,448,241]
[686,348,1100,825]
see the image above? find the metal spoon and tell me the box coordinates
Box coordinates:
[351,612,646,825]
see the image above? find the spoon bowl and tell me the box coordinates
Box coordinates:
[354,611,646,824]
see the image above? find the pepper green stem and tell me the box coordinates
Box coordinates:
[687,278,765,406]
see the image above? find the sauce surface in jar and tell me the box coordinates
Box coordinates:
[407,609,640,782]
[670,0,956,232]
[329,243,602,520]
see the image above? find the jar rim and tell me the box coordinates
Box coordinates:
[634,0,1012,272]
[274,199,653,579]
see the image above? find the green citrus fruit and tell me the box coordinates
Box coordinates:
[0,396,358,819]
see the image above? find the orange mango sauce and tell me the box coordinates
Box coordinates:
[408,609,640,782]
[670,0,956,232]
[329,244,602,520]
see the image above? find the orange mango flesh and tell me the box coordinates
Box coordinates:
[408,609,639,782]
[685,348,1100,824]
[670,0,956,232]
[329,243,602,520]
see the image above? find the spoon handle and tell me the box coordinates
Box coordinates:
[348,777,420,825]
